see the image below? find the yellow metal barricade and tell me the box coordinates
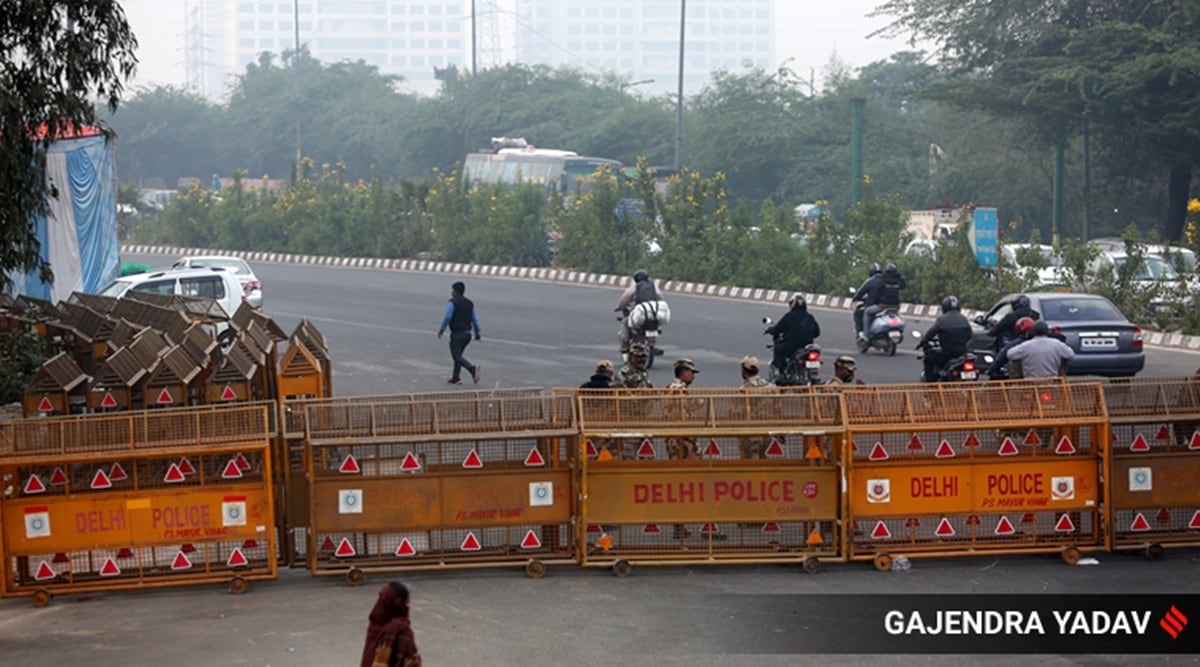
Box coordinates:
[841,380,1109,571]
[0,404,276,606]
[1102,376,1200,557]
[303,390,578,582]
[577,388,846,576]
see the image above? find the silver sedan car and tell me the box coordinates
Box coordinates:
[171,255,263,309]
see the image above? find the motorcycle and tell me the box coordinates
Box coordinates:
[912,330,980,382]
[853,302,904,356]
[763,317,823,386]
[618,300,670,368]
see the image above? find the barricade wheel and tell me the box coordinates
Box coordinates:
[803,557,821,574]
[873,553,893,572]
[613,560,632,578]
[31,589,52,608]
[1146,544,1165,561]
[1061,546,1081,565]
[229,576,248,595]
[346,567,366,587]
[525,560,546,579]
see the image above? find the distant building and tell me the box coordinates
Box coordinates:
[183,0,775,100]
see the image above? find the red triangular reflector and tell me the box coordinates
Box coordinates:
[586,524,602,534]
[99,558,121,576]
[851,440,859,453]
[966,515,981,526]
[338,454,360,474]
[998,438,1020,456]
[319,536,336,551]
[963,433,981,448]
[1055,514,1075,532]
[400,452,421,471]
[335,538,356,557]
[1130,513,1151,532]
[871,521,891,539]
[700,523,719,534]
[23,475,46,494]
[116,548,135,559]
[227,548,248,567]
[935,518,955,537]
[935,440,955,459]
[181,543,196,553]
[761,522,781,533]
[1156,508,1171,523]
[703,439,721,456]
[643,524,661,534]
[156,387,174,404]
[1189,432,1200,451]
[520,530,542,549]
[37,396,54,412]
[460,532,481,551]
[33,561,56,580]
[1055,436,1076,455]
[1130,434,1150,452]
[1023,428,1041,446]
[109,462,128,482]
[178,457,196,475]
[907,435,924,451]
[220,384,238,401]
[234,453,250,471]
[100,392,118,408]
[462,449,483,468]
[765,438,784,457]
[171,551,192,570]
[53,552,70,563]
[90,469,112,490]
[1156,424,1170,440]
[49,467,67,485]
[868,442,889,461]
[241,540,258,549]
[524,447,546,467]
[1189,510,1200,529]
[221,459,243,479]
[636,439,656,457]
[905,517,921,528]
[995,516,1016,535]
[1021,513,1036,524]
[395,539,416,556]
[163,463,186,483]
[585,440,599,457]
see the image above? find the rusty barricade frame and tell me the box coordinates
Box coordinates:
[0,404,276,606]
[575,387,847,576]
[840,380,1110,571]
[1101,376,1200,556]
[302,389,579,583]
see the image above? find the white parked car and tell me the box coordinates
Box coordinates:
[98,267,246,343]
[171,256,263,308]
[1000,243,1069,288]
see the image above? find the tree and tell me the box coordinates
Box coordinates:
[0,1,137,288]
[103,86,223,186]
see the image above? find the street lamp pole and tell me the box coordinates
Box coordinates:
[294,0,301,163]
[674,0,686,173]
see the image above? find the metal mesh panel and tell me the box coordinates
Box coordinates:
[576,390,844,432]
[1112,508,1200,540]
[305,394,557,441]
[1103,377,1200,419]
[311,436,569,475]
[851,511,1099,552]
[849,426,1097,461]
[582,432,839,462]
[1110,422,1200,454]
[580,521,838,559]
[283,388,545,437]
[312,524,575,566]
[842,381,1106,428]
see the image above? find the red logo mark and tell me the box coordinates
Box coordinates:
[802,481,819,499]
[1161,605,1188,639]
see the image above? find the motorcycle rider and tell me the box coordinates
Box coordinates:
[987,316,1035,379]
[615,269,665,351]
[1007,320,1076,378]
[765,293,821,378]
[987,294,1040,351]
[861,263,906,340]
[917,296,972,382]
[852,263,883,338]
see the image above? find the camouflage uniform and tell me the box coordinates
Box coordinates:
[740,375,774,459]
[665,376,699,460]
[615,363,652,389]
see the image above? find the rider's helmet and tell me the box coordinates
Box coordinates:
[788,293,807,310]
[941,295,961,313]
[885,262,898,273]
[1013,294,1031,311]
[633,269,649,283]
[1031,320,1051,337]
[1015,316,1035,337]
[868,262,881,276]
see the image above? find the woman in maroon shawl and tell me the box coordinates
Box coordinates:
[360,582,422,667]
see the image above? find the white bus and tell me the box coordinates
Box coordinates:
[462,138,623,198]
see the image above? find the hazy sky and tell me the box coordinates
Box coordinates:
[120,0,923,92]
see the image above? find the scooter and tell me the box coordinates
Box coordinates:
[763,317,823,386]
[853,302,905,356]
[912,330,980,382]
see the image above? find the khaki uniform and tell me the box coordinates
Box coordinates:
[740,375,775,459]
[664,378,699,460]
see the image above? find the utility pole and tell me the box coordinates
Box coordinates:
[471,0,477,77]
[673,0,686,173]
[851,98,865,207]
[294,0,301,163]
